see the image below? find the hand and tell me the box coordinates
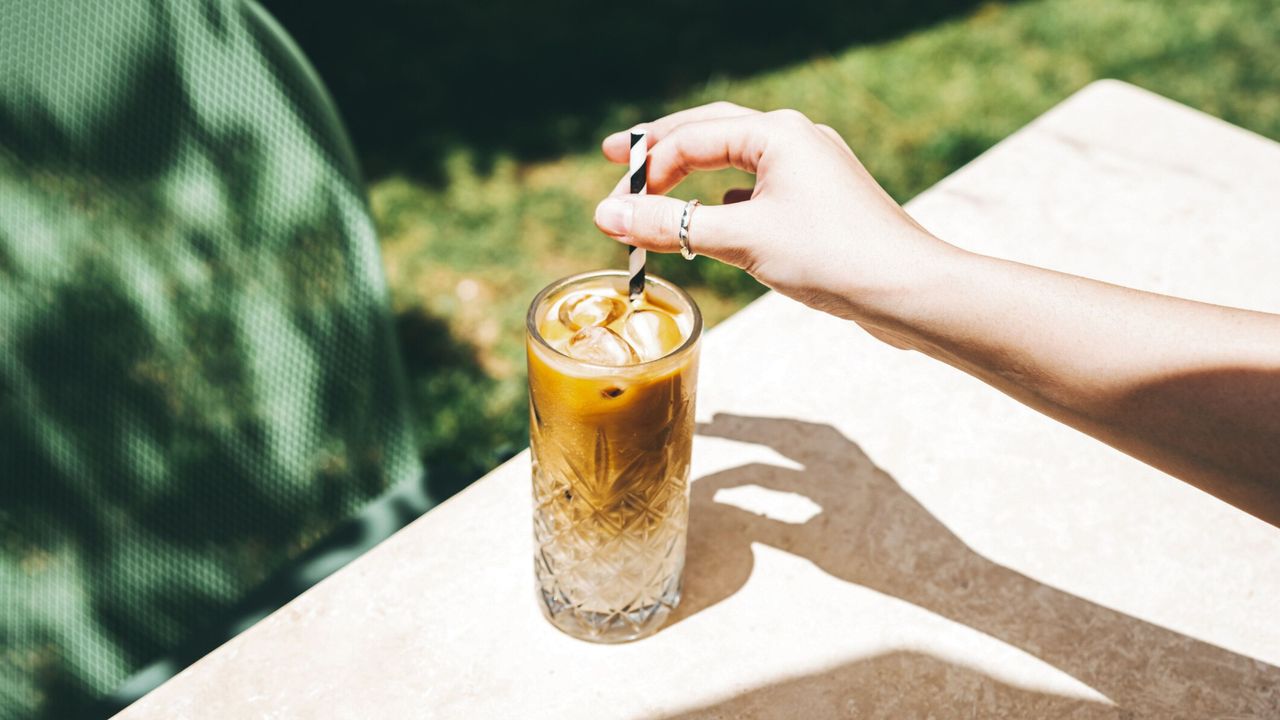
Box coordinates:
[595,102,959,342]
[599,107,1280,525]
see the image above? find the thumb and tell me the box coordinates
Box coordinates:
[593,195,740,262]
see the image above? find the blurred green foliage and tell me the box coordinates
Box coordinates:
[270,0,1280,499]
[1,1,424,716]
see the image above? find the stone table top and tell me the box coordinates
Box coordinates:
[118,80,1280,719]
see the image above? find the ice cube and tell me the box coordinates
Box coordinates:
[538,310,575,345]
[564,326,639,366]
[622,309,683,361]
[558,292,626,330]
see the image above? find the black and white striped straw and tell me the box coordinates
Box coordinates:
[627,129,648,302]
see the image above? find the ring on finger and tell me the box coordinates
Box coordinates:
[678,198,701,260]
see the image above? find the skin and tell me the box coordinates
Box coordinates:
[593,101,1280,527]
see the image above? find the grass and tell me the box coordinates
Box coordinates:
[277,0,1280,498]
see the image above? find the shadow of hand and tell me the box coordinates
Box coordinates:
[677,413,974,621]
[672,413,1280,717]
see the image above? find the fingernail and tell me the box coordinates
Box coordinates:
[595,197,632,236]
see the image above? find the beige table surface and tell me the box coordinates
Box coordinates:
[119,80,1280,719]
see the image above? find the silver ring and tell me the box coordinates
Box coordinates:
[678,198,700,260]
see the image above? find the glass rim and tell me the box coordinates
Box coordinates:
[526,269,704,371]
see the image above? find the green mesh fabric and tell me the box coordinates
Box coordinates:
[0,1,424,716]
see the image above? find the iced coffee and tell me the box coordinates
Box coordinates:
[526,270,701,642]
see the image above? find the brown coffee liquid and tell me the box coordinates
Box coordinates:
[528,277,697,517]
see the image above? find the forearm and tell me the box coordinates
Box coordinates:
[870,247,1280,524]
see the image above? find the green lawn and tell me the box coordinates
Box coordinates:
[293,0,1280,497]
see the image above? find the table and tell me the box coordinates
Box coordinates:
[118,81,1280,718]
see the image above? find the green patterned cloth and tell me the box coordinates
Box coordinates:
[0,1,426,716]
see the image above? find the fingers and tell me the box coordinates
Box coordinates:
[594,194,741,261]
[602,101,759,163]
[643,114,776,194]
[605,108,834,198]
[604,113,773,198]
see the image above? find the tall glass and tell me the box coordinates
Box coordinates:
[526,270,702,642]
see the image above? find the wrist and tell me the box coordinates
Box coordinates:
[838,230,979,350]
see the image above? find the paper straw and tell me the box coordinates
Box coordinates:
[627,129,647,302]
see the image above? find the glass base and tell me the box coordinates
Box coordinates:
[537,576,682,643]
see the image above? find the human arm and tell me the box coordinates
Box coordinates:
[594,102,1280,525]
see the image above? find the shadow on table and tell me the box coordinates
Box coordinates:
[665,650,1119,719]
[663,414,1280,718]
